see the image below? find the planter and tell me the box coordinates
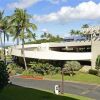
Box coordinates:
[17,75,43,80]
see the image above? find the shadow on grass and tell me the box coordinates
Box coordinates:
[0,84,79,100]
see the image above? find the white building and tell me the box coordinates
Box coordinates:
[8,27,100,69]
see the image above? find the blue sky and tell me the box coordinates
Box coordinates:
[0,0,100,45]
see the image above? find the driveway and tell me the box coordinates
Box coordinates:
[10,77,100,100]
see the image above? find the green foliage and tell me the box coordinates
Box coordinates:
[95,55,100,76]
[9,8,37,70]
[70,30,83,35]
[10,8,37,41]
[95,55,100,70]
[22,69,34,76]
[63,61,81,76]
[7,63,23,75]
[25,34,63,44]
[64,61,81,71]
[0,10,10,64]
[29,61,61,75]
[88,69,98,75]
[0,61,9,89]
[82,24,89,28]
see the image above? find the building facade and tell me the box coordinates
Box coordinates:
[8,27,100,69]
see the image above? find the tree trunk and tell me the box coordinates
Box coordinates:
[0,34,3,59]
[17,37,19,45]
[4,31,6,64]
[22,39,27,70]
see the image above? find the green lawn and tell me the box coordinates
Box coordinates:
[44,72,100,84]
[0,85,92,100]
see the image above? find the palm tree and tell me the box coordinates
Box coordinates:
[82,24,89,28]
[47,33,53,40]
[41,32,48,39]
[70,29,76,35]
[70,29,82,35]
[26,33,36,42]
[10,8,37,70]
[82,24,90,38]
[0,10,9,64]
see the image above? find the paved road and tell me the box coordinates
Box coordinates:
[10,77,100,100]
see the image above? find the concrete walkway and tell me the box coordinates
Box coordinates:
[10,77,100,100]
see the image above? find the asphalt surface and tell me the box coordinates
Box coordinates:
[10,77,100,100]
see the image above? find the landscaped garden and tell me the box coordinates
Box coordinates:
[0,85,93,100]
[7,59,100,85]
[0,3,100,100]
[0,60,94,100]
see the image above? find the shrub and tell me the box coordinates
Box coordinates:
[63,61,81,76]
[95,55,100,76]
[29,61,61,75]
[95,55,100,70]
[64,61,81,71]
[55,67,61,74]
[7,63,17,69]
[14,67,23,74]
[88,69,98,75]
[0,61,9,89]
[22,69,34,76]
[9,70,16,76]
[7,63,23,75]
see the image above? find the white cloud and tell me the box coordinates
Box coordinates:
[48,0,67,4]
[41,28,49,32]
[34,1,100,23]
[7,0,41,9]
[7,0,67,9]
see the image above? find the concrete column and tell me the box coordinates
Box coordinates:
[92,39,100,69]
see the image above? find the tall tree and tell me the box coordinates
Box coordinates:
[70,29,76,35]
[70,29,82,35]
[82,24,89,28]
[10,8,37,70]
[41,32,48,39]
[0,10,9,64]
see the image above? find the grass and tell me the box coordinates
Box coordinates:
[44,72,100,84]
[0,85,92,100]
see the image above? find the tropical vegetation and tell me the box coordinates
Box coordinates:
[0,61,9,89]
[95,55,100,76]
[0,10,9,64]
[29,61,61,76]
[63,61,81,76]
[9,8,37,70]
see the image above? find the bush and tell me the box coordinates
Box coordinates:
[55,67,61,74]
[64,61,82,71]
[22,69,34,76]
[63,67,75,76]
[0,61,9,89]
[29,61,61,75]
[63,61,81,76]
[95,55,100,70]
[88,69,98,75]
[14,67,23,74]
[7,63,23,75]
[95,55,100,76]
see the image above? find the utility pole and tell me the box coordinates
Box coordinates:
[61,67,64,94]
